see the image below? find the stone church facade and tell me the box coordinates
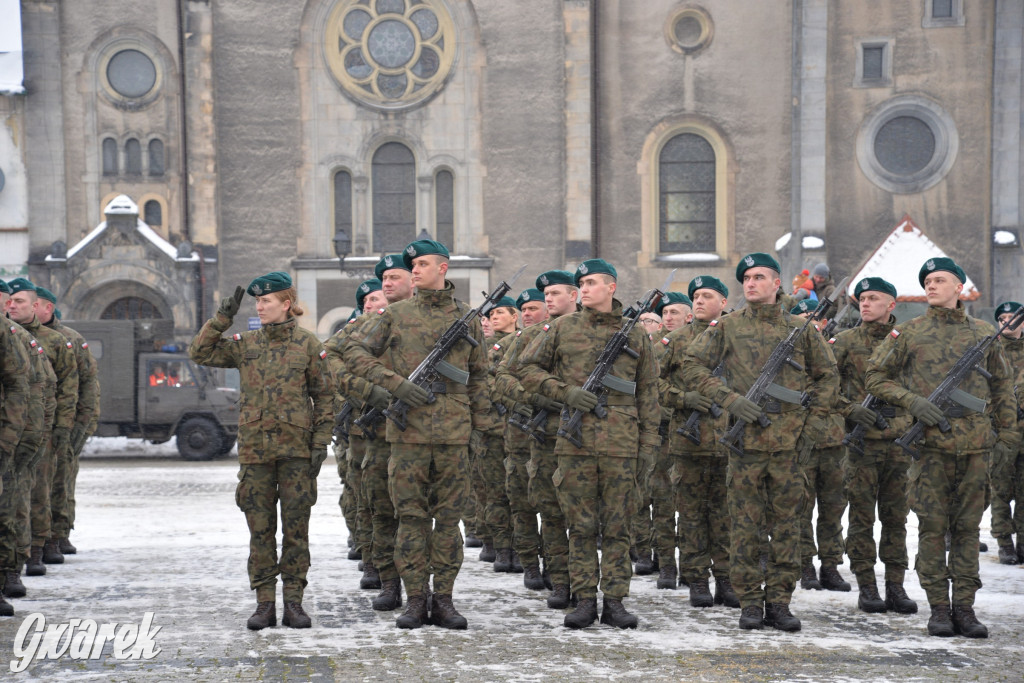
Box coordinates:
[1,0,1023,336]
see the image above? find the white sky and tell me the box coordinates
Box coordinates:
[0,0,23,94]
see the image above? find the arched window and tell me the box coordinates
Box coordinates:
[125,138,142,176]
[148,139,165,176]
[659,133,716,252]
[102,138,118,176]
[102,297,162,319]
[372,142,415,252]
[334,169,352,237]
[144,200,162,226]
[435,169,454,251]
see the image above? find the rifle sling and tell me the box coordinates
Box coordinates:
[601,373,636,396]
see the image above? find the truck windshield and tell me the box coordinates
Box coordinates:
[148,360,197,388]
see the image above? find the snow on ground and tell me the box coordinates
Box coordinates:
[0,452,1021,681]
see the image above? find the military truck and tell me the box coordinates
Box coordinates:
[69,319,239,460]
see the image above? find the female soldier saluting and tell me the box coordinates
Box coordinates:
[189,271,335,630]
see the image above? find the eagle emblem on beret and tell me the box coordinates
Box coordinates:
[384,255,394,267]
[694,276,703,287]
[1003,303,1013,312]
[860,279,869,290]
[539,275,549,286]
[579,263,588,274]
[406,245,416,256]
[360,284,369,293]
[925,259,936,271]
[252,284,262,295]
[744,255,755,267]
[522,292,530,301]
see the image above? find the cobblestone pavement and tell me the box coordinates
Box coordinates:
[0,452,1021,681]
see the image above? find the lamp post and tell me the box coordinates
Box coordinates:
[333,228,352,273]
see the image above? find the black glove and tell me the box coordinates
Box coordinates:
[847,405,878,429]
[725,395,762,424]
[309,446,329,477]
[218,286,245,319]
[366,385,392,410]
[393,380,430,408]
[564,386,599,413]
[70,423,88,454]
[512,402,533,420]
[681,391,713,413]
[530,393,563,413]
[908,396,944,426]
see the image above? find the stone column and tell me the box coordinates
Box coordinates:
[563,0,592,262]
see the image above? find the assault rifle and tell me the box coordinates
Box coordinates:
[332,401,355,445]
[353,404,384,440]
[895,305,1024,459]
[718,277,849,456]
[556,270,676,448]
[820,296,858,339]
[840,394,889,456]
[677,362,724,445]
[377,265,528,431]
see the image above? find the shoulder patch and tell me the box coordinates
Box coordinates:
[890,329,900,338]
[319,349,327,359]
[232,333,242,341]
[9,326,15,334]
[827,337,836,345]
[660,336,670,346]
[516,330,522,337]
[543,324,551,331]
[492,343,501,351]
[66,341,73,349]
[30,339,38,348]
[709,320,719,327]
[377,308,386,315]
[81,342,88,349]
[37,347,45,355]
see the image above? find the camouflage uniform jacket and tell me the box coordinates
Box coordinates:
[1001,335,1024,443]
[660,319,728,455]
[46,320,100,429]
[865,303,1017,451]
[21,315,78,432]
[189,313,335,464]
[495,322,561,446]
[481,330,521,434]
[516,300,661,457]
[325,314,377,405]
[829,316,911,440]
[680,301,839,452]
[0,321,30,454]
[342,281,489,445]
[815,326,846,447]
[9,321,52,443]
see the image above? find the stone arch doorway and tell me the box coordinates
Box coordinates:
[75,280,173,323]
[101,296,165,319]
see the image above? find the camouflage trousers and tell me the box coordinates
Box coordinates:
[990,451,1024,543]
[339,436,372,555]
[728,449,806,608]
[236,458,318,603]
[799,445,847,566]
[555,454,639,600]
[50,444,74,539]
[674,453,730,583]
[528,442,570,586]
[844,440,910,584]
[389,443,470,598]
[473,431,512,548]
[651,448,677,566]
[0,466,22,572]
[465,443,486,543]
[909,447,989,607]
[505,444,541,564]
[362,436,398,582]
[30,440,57,547]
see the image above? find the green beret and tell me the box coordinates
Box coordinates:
[735,253,781,282]
[355,278,383,310]
[0,279,8,294]
[995,301,1023,322]
[35,287,57,305]
[516,288,544,310]
[402,239,450,269]
[656,291,693,317]
[853,276,897,300]
[536,270,574,291]
[489,296,517,313]
[6,278,36,295]
[55,309,62,320]
[374,253,411,281]
[574,259,617,286]
[246,271,292,297]
[918,257,965,287]
[688,275,728,300]
[790,299,819,315]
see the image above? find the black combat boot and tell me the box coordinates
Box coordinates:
[688,579,714,607]
[42,539,64,565]
[951,605,988,638]
[857,582,887,613]
[600,597,638,629]
[979,541,988,552]
[656,564,677,590]
[25,547,45,576]
[678,574,689,588]
[493,548,514,572]
[396,593,430,629]
[3,571,26,598]
[563,597,598,629]
[58,537,77,555]
[523,564,546,590]
[246,601,276,630]
[884,581,918,614]
[360,562,382,589]
[629,546,639,562]
[997,538,1018,565]
[1017,536,1024,565]
[283,602,312,629]
[764,602,801,632]
[927,604,954,637]
[430,594,468,630]
[548,584,571,609]
[634,552,655,576]
[541,561,554,590]
[819,564,850,592]
[464,532,483,548]
[800,559,821,590]
[714,577,740,608]
[511,551,524,573]
[0,593,12,617]
[738,604,764,630]
[372,578,403,611]
[347,546,362,561]
[479,542,496,563]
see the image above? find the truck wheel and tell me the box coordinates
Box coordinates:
[176,417,222,461]
[219,434,237,456]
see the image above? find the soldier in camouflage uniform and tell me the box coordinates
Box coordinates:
[496,270,577,608]
[36,287,99,557]
[190,271,335,630]
[343,239,489,630]
[681,253,838,632]
[517,259,661,629]
[990,301,1024,565]
[866,257,1018,638]
[829,277,917,614]
[5,279,78,576]
[659,276,737,607]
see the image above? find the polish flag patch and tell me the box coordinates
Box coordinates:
[492,343,501,351]
[66,341,73,349]
[319,349,327,359]
[377,308,386,315]
[81,342,88,349]
[660,337,670,346]
[828,337,836,345]
[232,334,242,341]
[516,330,522,337]
[543,324,551,331]
[709,320,719,327]
[890,329,900,339]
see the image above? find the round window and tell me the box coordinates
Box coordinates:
[324,0,456,111]
[106,49,157,99]
[666,7,713,55]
